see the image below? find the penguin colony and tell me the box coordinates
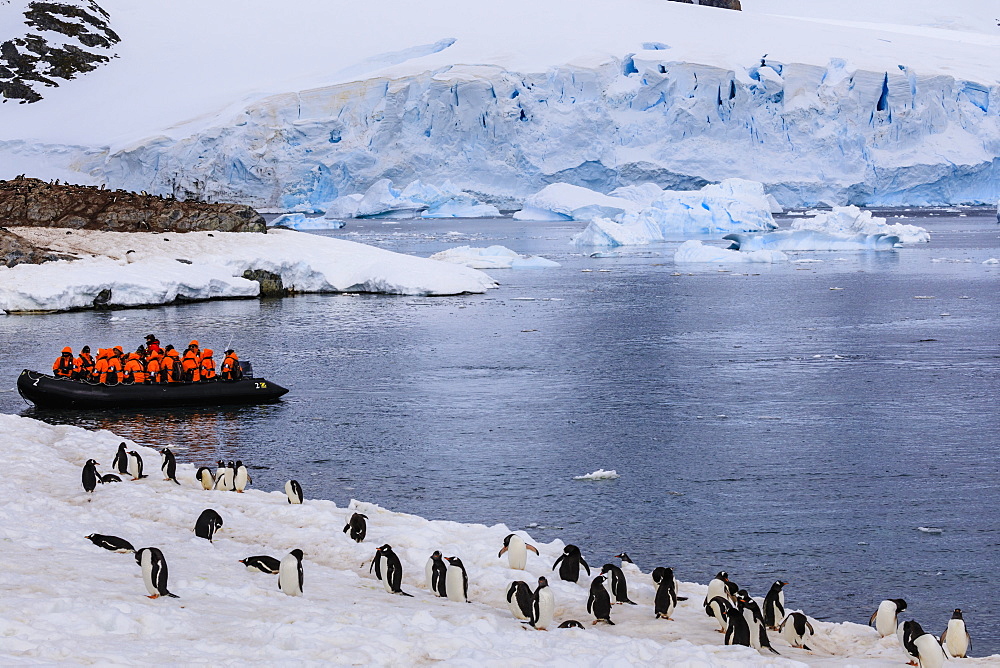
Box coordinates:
[79,443,976,660]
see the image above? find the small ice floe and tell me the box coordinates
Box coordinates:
[757,416,782,420]
[983,258,999,265]
[829,287,844,290]
[913,295,935,299]
[109,316,127,321]
[917,526,943,534]
[429,245,559,269]
[573,469,620,481]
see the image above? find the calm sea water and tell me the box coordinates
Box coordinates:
[2,210,997,654]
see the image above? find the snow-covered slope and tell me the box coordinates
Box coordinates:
[0,0,997,207]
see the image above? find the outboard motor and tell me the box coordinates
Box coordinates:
[238,360,254,379]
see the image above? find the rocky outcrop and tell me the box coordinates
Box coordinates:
[0,177,266,233]
[0,226,75,267]
[241,269,286,297]
[670,0,741,9]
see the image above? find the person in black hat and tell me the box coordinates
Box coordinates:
[145,334,161,354]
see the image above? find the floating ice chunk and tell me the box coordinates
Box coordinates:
[674,240,788,263]
[766,194,783,214]
[724,230,900,251]
[983,258,1000,264]
[422,198,500,218]
[790,206,929,243]
[917,527,943,534]
[323,194,364,219]
[518,183,641,222]
[429,245,559,269]
[573,469,620,480]
[355,179,425,218]
[512,206,572,222]
[269,213,345,230]
[608,183,664,207]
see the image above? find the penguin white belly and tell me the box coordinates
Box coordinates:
[234,468,248,492]
[198,469,214,490]
[875,600,897,637]
[376,556,394,593]
[943,620,968,658]
[506,537,528,570]
[446,568,465,602]
[780,619,799,646]
[743,609,761,649]
[128,456,140,481]
[278,555,301,596]
[424,558,434,590]
[534,590,554,630]
[508,594,528,620]
[139,550,158,596]
[285,480,302,504]
[705,579,726,603]
[914,634,946,668]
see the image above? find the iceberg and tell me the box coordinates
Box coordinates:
[325,179,498,219]
[323,193,364,220]
[429,245,559,269]
[269,213,345,230]
[789,206,929,243]
[724,230,901,252]
[515,183,641,222]
[674,240,788,264]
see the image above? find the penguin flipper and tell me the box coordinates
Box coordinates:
[581,557,590,575]
[397,590,413,597]
[526,544,539,555]
[552,554,564,571]
[163,591,179,598]
[171,477,180,485]
[676,596,688,601]
[802,644,811,651]
[868,610,878,626]
[625,598,637,605]
[343,524,350,534]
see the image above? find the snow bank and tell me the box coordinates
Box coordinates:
[0,228,497,312]
[7,412,995,665]
[514,183,642,222]
[675,240,789,264]
[269,213,345,230]
[724,230,901,252]
[429,245,559,269]
[326,180,499,219]
[789,206,930,243]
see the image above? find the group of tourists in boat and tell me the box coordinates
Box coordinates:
[52,335,243,385]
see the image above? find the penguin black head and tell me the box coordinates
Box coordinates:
[716,571,729,581]
[564,545,580,556]
[558,620,585,629]
[591,574,606,587]
[445,556,464,567]
[377,544,393,553]
[773,580,788,589]
[952,608,963,619]
[290,549,304,560]
[614,552,632,563]
[537,576,549,588]
[600,564,618,575]
[85,458,99,466]
[892,598,908,612]
[502,534,514,547]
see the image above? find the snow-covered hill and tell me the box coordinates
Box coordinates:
[0,0,997,207]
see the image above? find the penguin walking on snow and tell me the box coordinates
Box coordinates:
[196,467,214,490]
[870,598,907,637]
[278,549,304,596]
[445,556,469,602]
[600,563,636,605]
[587,574,615,625]
[652,566,678,620]
[240,555,282,574]
[135,547,178,598]
[285,480,303,504]
[233,461,250,492]
[737,589,779,654]
[343,513,368,543]
[530,576,554,630]
[779,612,814,650]
[426,551,448,597]
[371,544,411,596]
[194,509,224,542]
[507,580,533,620]
[127,451,147,481]
[763,580,787,629]
[552,544,590,583]
[940,608,971,658]
[86,533,134,553]
[82,459,100,493]
[498,533,539,570]
[160,448,179,485]
[112,443,129,475]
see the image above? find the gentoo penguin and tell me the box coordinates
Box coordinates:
[763,580,788,629]
[160,448,179,485]
[910,622,947,668]
[552,544,590,583]
[737,589,779,654]
[706,595,732,633]
[194,508,224,542]
[278,549,304,596]
[530,576,555,630]
[600,563,636,605]
[445,556,469,602]
[285,479,303,504]
[85,533,134,553]
[652,566,677,620]
[779,612,814,650]
[239,555,282,574]
[704,571,733,608]
[940,608,971,658]
[869,598,907,637]
[558,620,585,629]
[82,459,100,493]
[100,473,122,483]
[371,544,411,596]
[233,461,250,493]
[506,580,533,620]
[342,513,368,543]
[135,547,178,598]
[899,620,920,666]
[426,551,447,597]
[498,533,539,570]
[223,461,236,490]
[724,599,751,647]
[212,461,232,491]
[112,443,129,475]
[587,574,615,625]
[127,451,147,480]
[196,467,214,490]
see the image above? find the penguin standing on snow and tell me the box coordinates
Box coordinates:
[160,448,179,485]
[506,580,533,620]
[194,509,224,542]
[82,459,100,493]
[285,480,303,504]
[212,461,232,491]
[426,551,448,597]
[196,467,214,490]
[910,621,948,668]
[724,599,751,647]
[704,571,733,607]
[652,566,678,620]
[587,574,615,625]
[552,545,590,583]
[135,547,178,598]
[498,533,539,570]
[600,563,636,605]
[530,576,555,630]
[445,556,469,602]
[112,443,129,475]
[706,595,732,633]
[899,620,920,665]
[779,612,814,650]
[371,544,411,596]
[85,533,134,553]
[940,608,971,658]
[737,589,779,654]
[763,580,788,629]
[240,555,281,574]
[233,460,250,493]
[127,451,147,480]
[278,549,304,596]
[343,513,368,543]
[869,598,907,637]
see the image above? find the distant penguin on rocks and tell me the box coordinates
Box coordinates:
[940,608,971,658]
[160,448,179,485]
[82,459,100,493]
[445,556,469,603]
[343,513,368,543]
[100,473,122,483]
[600,563,636,605]
[135,547,178,599]
[530,576,555,630]
[706,596,732,633]
[239,555,281,574]
[498,533,539,570]
[552,544,590,583]
[870,598,907,637]
[285,480,303,504]
[371,544,411,596]
[127,451,147,481]
[196,467,214,490]
[194,509,223,542]
[233,461,250,493]
[278,549,304,596]
[426,551,447,597]
[112,443,129,475]
[85,533,134,553]
[652,567,678,620]
[779,612,814,650]
[704,571,732,608]
[558,620,585,629]
[507,580,533,620]
[587,574,615,625]
[763,580,788,630]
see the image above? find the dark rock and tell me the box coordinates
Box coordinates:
[0,227,75,267]
[242,269,285,297]
[669,0,741,8]
[93,288,112,309]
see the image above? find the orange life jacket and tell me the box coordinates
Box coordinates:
[162,351,181,383]
[181,349,201,382]
[53,353,74,377]
[123,355,146,384]
[200,350,216,380]
[101,355,123,384]
[221,353,240,380]
[73,352,94,379]
[145,355,161,383]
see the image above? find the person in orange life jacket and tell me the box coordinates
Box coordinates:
[162,346,182,383]
[144,334,161,354]
[181,345,201,382]
[93,349,108,381]
[200,349,217,381]
[221,349,242,381]
[123,353,147,384]
[73,346,94,379]
[101,350,123,384]
[53,347,74,377]
[145,350,162,383]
